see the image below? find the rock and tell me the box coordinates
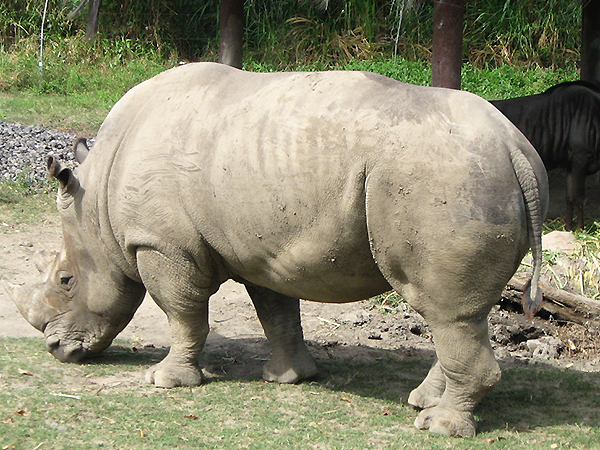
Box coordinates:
[338,311,371,326]
[525,336,565,360]
[542,231,578,253]
[0,121,83,185]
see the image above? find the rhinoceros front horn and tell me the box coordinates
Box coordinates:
[2,281,56,332]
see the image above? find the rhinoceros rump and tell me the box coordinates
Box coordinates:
[6,63,548,437]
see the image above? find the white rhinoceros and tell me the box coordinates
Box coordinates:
[5,62,548,437]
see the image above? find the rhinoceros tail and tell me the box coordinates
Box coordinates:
[509,147,544,321]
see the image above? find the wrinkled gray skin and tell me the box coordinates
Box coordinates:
[6,63,548,437]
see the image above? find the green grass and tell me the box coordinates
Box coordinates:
[0,91,111,135]
[1,337,599,449]
[0,34,175,134]
[0,175,57,229]
[461,63,579,100]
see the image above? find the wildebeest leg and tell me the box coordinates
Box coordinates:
[136,247,219,388]
[566,165,587,230]
[245,284,317,383]
[408,356,446,409]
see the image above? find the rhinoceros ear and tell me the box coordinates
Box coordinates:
[73,137,89,164]
[47,155,79,194]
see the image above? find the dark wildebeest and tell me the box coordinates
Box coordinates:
[492,81,600,230]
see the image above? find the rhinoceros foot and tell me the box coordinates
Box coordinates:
[407,360,445,409]
[408,385,442,410]
[144,357,203,388]
[262,351,318,384]
[414,406,476,437]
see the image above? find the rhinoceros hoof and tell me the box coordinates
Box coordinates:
[408,385,442,409]
[414,406,476,437]
[145,361,203,388]
[262,357,318,384]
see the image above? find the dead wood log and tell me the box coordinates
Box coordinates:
[504,275,600,325]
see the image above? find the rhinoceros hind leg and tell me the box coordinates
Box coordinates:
[412,314,500,437]
[245,284,317,384]
[408,357,445,409]
[137,247,217,388]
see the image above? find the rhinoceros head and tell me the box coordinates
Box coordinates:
[5,140,146,362]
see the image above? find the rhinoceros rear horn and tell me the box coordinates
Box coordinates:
[32,250,59,274]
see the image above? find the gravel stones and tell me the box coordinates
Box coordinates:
[0,121,79,185]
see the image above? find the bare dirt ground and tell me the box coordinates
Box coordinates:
[1,216,598,387]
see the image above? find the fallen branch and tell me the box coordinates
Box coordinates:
[504,275,600,325]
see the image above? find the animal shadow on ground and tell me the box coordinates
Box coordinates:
[89,334,600,434]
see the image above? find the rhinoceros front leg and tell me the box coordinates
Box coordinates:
[244,284,317,383]
[136,247,218,388]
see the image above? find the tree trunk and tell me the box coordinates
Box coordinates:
[581,0,600,85]
[505,275,600,326]
[431,0,464,89]
[85,0,103,41]
[219,0,244,69]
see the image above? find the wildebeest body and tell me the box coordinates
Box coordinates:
[492,81,600,229]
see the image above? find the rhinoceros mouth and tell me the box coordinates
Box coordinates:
[45,334,87,363]
[44,325,110,363]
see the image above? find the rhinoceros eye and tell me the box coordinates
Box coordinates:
[58,272,74,287]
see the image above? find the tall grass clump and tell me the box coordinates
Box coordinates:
[464,0,581,68]
[0,0,81,49]
[243,0,581,70]
[244,0,430,69]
